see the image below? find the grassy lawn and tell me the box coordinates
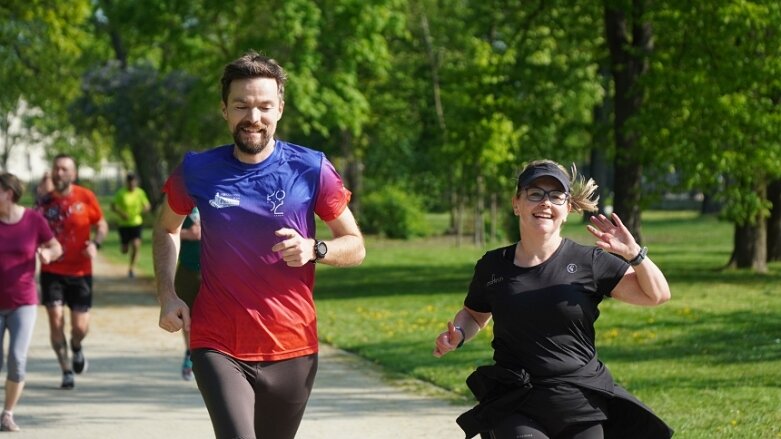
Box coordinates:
[95,205,780,438]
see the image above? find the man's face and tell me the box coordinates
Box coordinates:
[52,157,77,193]
[221,77,284,156]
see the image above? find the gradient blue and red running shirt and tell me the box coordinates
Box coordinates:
[163,141,351,361]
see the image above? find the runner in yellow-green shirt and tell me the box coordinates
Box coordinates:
[111,172,150,277]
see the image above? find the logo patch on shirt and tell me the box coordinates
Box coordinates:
[209,192,240,209]
[267,189,286,216]
[567,263,578,273]
[486,274,504,287]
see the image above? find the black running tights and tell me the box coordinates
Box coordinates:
[191,349,318,439]
[490,412,604,439]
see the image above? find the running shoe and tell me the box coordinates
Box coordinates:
[0,411,20,432]
[181,352,193,381]
[61,371,75,389]
[72,348,88,374]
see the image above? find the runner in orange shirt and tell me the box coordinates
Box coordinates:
[37,154,108,389]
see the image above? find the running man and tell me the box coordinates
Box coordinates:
[111,172,151,278]
[153,51,365,439]
[37,154,108,389]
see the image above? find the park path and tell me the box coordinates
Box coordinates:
[15,254,471,438]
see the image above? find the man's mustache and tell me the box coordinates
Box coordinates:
[237,123,266,132]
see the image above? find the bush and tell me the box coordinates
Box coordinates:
[361,187,431,239]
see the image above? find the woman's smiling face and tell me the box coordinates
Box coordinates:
[514,176,572,234]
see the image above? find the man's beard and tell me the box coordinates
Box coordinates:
[233,123,271,155]
[54,179,71,193]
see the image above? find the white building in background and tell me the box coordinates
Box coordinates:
[3,140,115,183]
[2,102,123,194]
[4,139,49,183]
[2,101,48,182]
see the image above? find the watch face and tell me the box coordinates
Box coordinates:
[316,241,327,258]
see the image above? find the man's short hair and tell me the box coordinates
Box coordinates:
[220,51,287,104]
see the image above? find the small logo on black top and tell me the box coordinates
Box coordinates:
[486,274,504,287]
[567,263,578,273]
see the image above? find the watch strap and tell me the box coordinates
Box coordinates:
[454,325,466,348]
[628,246,648,266]
[313,240,327,262]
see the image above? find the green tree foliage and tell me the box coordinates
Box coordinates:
[393,1,604,243]
[3,1,780,271]
[361,186,430,239]
[284,0,407,218]
[69,62,199,206]
[0,0,92,169]
[639,0,781,271]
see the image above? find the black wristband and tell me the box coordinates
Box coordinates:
[454,325,466,348]
[628,246,648,266]
[92,240,102,250]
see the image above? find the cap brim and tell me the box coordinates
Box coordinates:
[518,164,570,193]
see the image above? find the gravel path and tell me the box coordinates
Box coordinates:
[13,255,470,438]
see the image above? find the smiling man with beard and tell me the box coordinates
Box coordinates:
[153,51,365,439]
[36,154,108,390]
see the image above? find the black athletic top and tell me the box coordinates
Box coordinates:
[465,238,625,375]
[458,239,673,438]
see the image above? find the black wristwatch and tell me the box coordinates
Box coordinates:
[313,240,327,262]
[628,246,648,266]
[91,240,102,250]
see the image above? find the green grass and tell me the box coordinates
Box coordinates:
[61,198,781,438]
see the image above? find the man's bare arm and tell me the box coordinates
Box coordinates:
[319,207,365,267]
[153,200,185,300]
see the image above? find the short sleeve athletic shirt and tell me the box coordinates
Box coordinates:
[112,187,150,227]
[163,141,351,361]
[37,185,104,276]
[0,209,54,307]
[464,239,629,377]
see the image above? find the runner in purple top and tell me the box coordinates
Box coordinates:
[153,51,365,439]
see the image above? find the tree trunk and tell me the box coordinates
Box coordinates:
[339,130,363,221]
[589,147,609,216]
[586,62,612,222]
[728,181,768,272]
[449,184,457,235]
[130,140,165,208]
[0,111,10,171]
[700,190,722,215]
[474,174,485,247]
[417,10,447,136]
[767,179,781,261]
[729,221,768,273]
[456,190,465,247]
[102,0,128,69]
[604,0,652,244]
[490,192,498,243]
[347,158,364,221]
